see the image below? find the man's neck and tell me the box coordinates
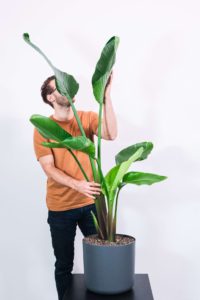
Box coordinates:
[53,106,74,122]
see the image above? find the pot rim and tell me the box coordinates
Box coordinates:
[82,233,136,247]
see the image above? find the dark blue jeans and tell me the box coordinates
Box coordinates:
[47,203,97,300]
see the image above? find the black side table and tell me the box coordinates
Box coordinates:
[63,274,154,300]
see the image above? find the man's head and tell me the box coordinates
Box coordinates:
[41,75,75,109]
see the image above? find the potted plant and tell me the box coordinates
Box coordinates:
[23,33,167,295]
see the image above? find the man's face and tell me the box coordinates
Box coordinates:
[49,79,75,107]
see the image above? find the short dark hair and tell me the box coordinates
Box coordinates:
[41,75,55,108]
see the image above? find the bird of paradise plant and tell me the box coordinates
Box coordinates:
[23,33,167,242]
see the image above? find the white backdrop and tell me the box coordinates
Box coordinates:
[1,1,200,299]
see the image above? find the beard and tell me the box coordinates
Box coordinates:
[55,96,75,107]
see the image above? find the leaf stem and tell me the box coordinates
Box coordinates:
[97,103,103,168]
[113,186,121,236]
[24,36,54,69]
[68,97,98,182]
[95,157,109,202]
[69,149,89,181]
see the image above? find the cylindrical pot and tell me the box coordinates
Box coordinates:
[82,234,135,295]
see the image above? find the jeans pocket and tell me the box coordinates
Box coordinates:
[47,211,66,226]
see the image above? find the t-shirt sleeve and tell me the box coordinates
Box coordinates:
[89,111,102,135]
[33,128,53,161]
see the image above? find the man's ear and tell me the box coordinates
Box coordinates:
[47,94,55,105]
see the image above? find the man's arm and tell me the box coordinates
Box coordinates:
[39,154,101,199]
[95,72,118,140]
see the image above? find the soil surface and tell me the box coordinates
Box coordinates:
[83,234,135,246]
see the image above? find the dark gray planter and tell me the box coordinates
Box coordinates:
[82,234,135,295]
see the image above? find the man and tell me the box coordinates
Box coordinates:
[33,73,117,300]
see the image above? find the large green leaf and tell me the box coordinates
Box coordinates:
[30,114,72,141]
[105,147,144,200]
[122,171,167,186]
[115,142,153,165]
[23,33,79,99]
[92,36,120,103]
[54,68,79,100]
[42,136,96,158]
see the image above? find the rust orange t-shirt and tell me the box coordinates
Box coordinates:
[33,110,100,211]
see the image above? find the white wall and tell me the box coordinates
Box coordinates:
[1,1,200,299]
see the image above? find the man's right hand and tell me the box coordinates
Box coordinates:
[38,155,102,199]
[73,180,102,199]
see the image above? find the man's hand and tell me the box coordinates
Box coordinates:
[103,71,113,103]
[39,155,102,198]
[73,180,102,199]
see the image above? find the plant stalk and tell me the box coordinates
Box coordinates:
[94,157,109,203]
[112,187,121,237]
[67,98,98,182]
[97,103,103,169]
[69,149,89,181]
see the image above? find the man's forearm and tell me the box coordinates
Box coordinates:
[103,96,118,140]
[44,165,78,190]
